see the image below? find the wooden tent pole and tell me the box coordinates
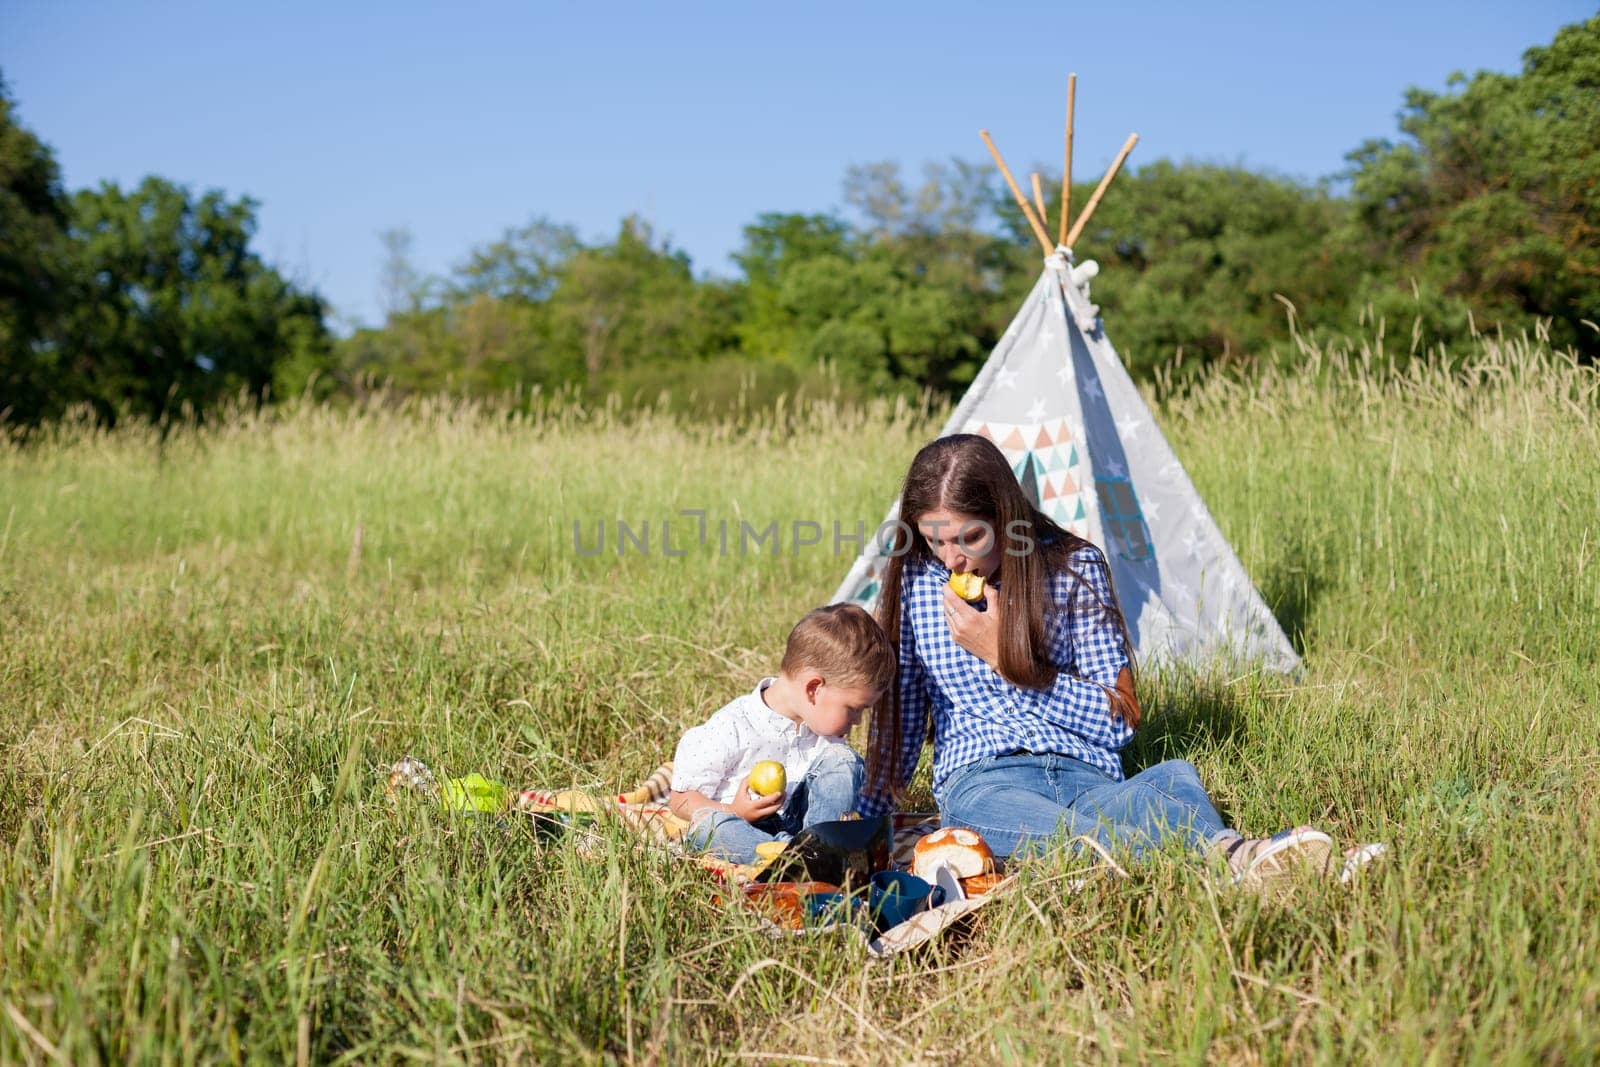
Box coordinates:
[980,129,1053,255]
[1030,172,1049,231]
[1059,73,1076,247]
[1065,132,1138,248]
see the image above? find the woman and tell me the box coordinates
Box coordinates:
[856,434,1332,884]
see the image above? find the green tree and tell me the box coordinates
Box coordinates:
[774,234,1002,391]
[732,212,852,363]
[0,74,72,422]
[1344,15,1600,358]
[842,158,996,236]
[378,226,427,318]
[338,219,587,397]
[58,176,332,420]
[733,164,1013,394]
[1064,162,1358,375]
[545,216,736,389]
[451,216,580,303]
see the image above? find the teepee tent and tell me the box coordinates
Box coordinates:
[830,82,1300,673]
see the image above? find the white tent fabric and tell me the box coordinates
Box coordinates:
[829,251,1300,674]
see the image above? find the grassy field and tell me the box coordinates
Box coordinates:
[3,330,1598,1064]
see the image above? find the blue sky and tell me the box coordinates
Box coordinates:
[5,2,1592,330]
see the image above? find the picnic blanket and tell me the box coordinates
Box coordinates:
[505,760,1010,956]
[512,762,944,885]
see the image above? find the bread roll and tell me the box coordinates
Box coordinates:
[958,872,1006,896]
[912,827,996,881]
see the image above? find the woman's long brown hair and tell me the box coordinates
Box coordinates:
[865,434,1138,804]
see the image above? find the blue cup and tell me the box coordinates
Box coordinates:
[867,870,946,931]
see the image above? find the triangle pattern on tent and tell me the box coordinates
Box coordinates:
[962,415,1092,539]
[1017,453,1040,508]
[828,254,1300,674]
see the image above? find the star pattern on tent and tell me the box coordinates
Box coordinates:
[1104,457,1127,479]
[1025,398,1048,421]
[1139,495,1161,521]
[1056,363,1073,385]
[1115,414,1143,437]
[1179,527,1203,558]
[994,366,1020,390]
[1083,377,1105,401]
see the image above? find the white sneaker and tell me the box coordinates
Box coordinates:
[1338,842,1388,884]
[1223,826,1336,887]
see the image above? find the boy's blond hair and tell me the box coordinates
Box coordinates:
[779,604,896,692]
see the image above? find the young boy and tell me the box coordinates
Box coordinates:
[669,604,896,866]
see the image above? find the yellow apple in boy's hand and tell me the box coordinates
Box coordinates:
[948,571,985,602]
[747,761,787,799]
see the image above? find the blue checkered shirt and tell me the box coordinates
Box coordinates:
[858,542,1134,816]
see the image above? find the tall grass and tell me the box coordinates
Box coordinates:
[2,328,1597,1063]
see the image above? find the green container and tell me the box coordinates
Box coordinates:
[438,773,511,814]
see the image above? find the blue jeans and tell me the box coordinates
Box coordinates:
[937,753,1231,860]
[686,745,866,866]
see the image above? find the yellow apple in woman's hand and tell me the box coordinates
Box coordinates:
[747,760,787,798]
[948,571,985,602]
